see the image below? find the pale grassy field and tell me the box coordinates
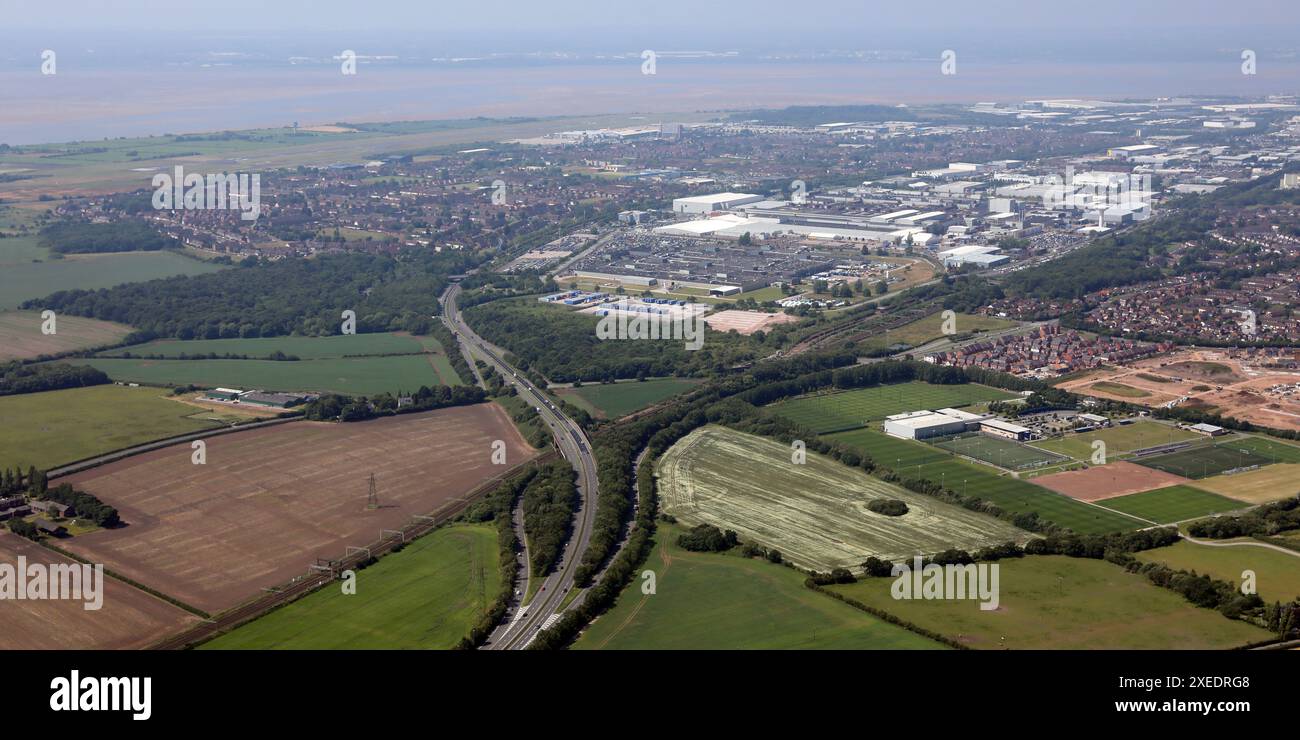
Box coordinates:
[1191,464,1300,504]
[658,425,1031,571]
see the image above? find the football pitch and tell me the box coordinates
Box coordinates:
[828,428,1144,534]
[1031,421,1202,461]
[769,381,1017,434]
[1134,439,1292,479]
[934,434,1066,470]
[1098,485,1247,525]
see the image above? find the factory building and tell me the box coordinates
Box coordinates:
[980,418,1033,441]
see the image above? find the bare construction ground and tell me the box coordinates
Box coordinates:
[703,309,799,335]
[658,425,1030,571]
[58,404,535,614]
[0,533,198,649]
[1032,461,1193,502]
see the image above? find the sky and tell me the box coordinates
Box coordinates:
[2,0,1298,49]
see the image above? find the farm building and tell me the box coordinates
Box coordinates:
[980,418,1033,441]
[883,408,989,440]
[205,388,244,402]
[239,392,308,409]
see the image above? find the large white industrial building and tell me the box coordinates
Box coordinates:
[672,192,765,214]
[882,408,990,440]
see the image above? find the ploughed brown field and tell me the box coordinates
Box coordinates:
[0,534,198,649]
[1031,461,1192,502]
[57,403,535,614]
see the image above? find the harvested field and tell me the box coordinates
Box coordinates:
[1191,464,1300,504]
[658,426,1031,571]
[1032,461,1193,502]
[0,534,198,649]
[58,404,535,614]
[0,310,133,361]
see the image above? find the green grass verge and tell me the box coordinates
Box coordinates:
[201,524,500,649]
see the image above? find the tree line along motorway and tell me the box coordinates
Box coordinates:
[441,283,600,649]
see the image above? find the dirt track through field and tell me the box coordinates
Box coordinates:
[58,404,536,614]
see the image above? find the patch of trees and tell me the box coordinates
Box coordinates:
[461,296,772,383]
[105,351,301,361]
[1185,497,1300,539]
[39,220,177,254]
[27,250,480,341]
[522,462,578,577]
[299,384,486,422]
[427,321,474,386]
[1120,559,1262,620]
[867,498,909,516]
[40,482,120,527]
[676,523,738,552]
[7,519,39,540]
[807,568,857,585]
[0,361,109,397]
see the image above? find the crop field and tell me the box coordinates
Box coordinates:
[1190,464,1300,504]
[1098,485,1247,524]
[828,428,1144,534]
[72,354,448,397]
[769,381,1017,434]
[59,404,536,614]
[1134,442,1283,479]
[572,524,945,650]
[1032,461,1195,502]
[202,524,499,649]
[826,554,1270,649]
[1031,421,1202,461]
[933,434,1065,470]
[0,384,225,471]
[555,378,700,418]
[0,533,198,649]
[0,250,224,310]
[1136,541,1300,602]
[0,310,133,361]
[657,426,1031,570]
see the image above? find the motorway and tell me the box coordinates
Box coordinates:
[441,283,600,649]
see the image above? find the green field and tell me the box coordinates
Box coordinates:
[826,555,1270,649]
[1138,444,1268,478]
[1032,421,1202,461]
[105,332,435,361]
[1220,436,1300,464]
[934,434,1065,470]
[202,524,499,649]
[71,353,451,396]
[572,524,944,650]
[1136,541,1300,602]
[769,381,1017,434]
[828,428,1145,534]
[556,378,700,418]
[658,426,1030,570]
[859,311,1018,351]
[0,250,224,310]
[1099,485,1248,525]
[0,384,223,471]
